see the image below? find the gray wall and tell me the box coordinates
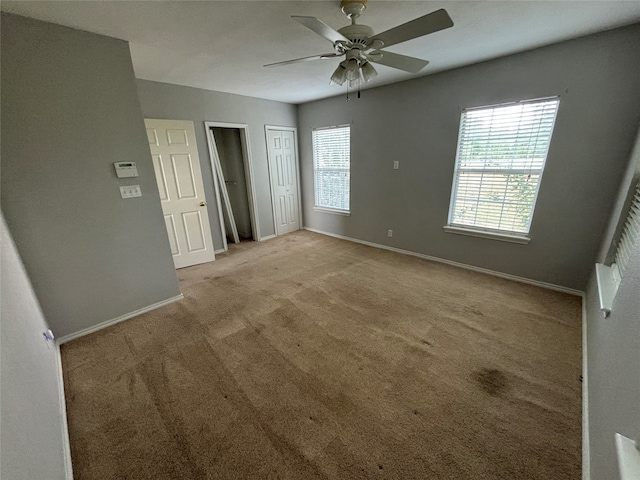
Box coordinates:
[585,128,640,480]
[298,24,640,291]
[1,213,68,480]
[1,14,181,338]
[136,79,297,247]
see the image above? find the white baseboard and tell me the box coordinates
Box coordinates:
[55,343,74,479]
[57,294,184,344]
[582,293,590,480]
[214,248,227,255]
[304,227,583,296]
[259,234,276,242]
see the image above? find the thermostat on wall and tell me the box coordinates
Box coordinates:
[114,162,139,178]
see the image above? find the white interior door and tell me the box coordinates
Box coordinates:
[267,129,300,235]
[145,119,215,269]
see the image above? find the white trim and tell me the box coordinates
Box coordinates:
[304,227,583,296]
[55,343,74,479]
[240,127,261,241]
[259,234,277,242]
[293,128,304,235]
[202,123,228,252]
[265,127,280,240]
[313,206,351,216]
[214,248,227,255]
[582,292,590,480]
[443,225,531,244]
[57,294,184,344]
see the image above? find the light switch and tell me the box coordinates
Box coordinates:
[120,185,142,199]
[393,161,399,170]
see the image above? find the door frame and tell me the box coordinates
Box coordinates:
[204,122,260,250]
[264,125,303,237]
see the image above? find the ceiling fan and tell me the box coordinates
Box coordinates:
[264,0,454,87]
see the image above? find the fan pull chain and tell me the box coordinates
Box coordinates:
[345,80,362,101]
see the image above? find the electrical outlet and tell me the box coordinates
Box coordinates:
[387,229,393,237]
[120,185,142,199]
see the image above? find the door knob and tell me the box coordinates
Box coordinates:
[199,201,207,206]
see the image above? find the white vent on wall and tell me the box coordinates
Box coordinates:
[596,181,640,317]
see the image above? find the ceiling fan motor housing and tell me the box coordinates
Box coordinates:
[337,23,378,65]
[341,0,367,18]
[338,23,374,43]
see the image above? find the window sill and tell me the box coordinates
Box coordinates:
[443,225,530,244]
[313,207,350,216]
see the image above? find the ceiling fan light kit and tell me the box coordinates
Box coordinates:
[361,61,378,82]
[330,64,348,86]
[265,0,454,96]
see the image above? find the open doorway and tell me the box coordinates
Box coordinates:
[205,122,259,252]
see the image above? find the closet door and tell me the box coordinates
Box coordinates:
[267,128,300,235]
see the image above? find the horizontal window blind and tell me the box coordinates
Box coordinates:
[313,125,350,211]
[614,181,640,279]
[448,98,559,235]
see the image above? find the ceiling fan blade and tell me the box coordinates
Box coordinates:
[264,53,341,68]
[369,50,429,73]
[372,9,453,49]
[292,16,350,44]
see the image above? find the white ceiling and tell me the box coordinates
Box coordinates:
[2,1,640,104]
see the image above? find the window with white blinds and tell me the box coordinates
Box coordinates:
[312,125,350,212]
[613,181,640,281]
[448,98,560,237]
[595,181,640,317]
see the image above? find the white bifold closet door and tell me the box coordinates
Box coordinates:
[267,128,300,235]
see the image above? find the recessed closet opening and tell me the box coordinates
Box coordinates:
[205,122,259,251]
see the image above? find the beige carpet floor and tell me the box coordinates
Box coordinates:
[62,231,582,479]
